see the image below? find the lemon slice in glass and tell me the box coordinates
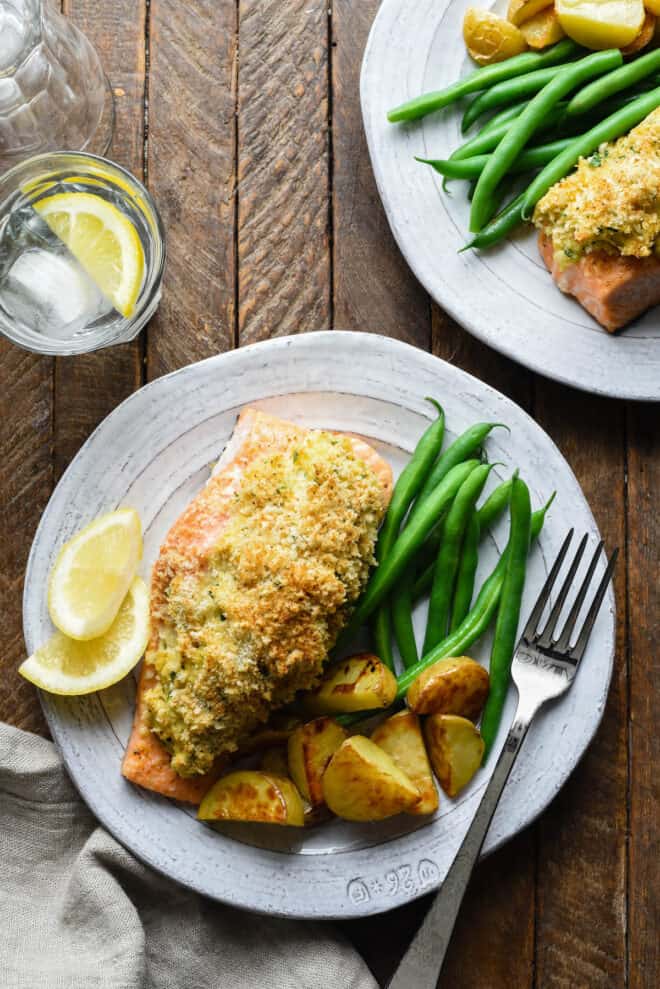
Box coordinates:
[34,191,145,317]
[20,578,150,696]
[48,508,143,641]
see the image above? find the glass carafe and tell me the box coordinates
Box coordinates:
[0,0,114,168]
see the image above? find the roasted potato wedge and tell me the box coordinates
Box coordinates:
[287,717,348,805]
[621,9,656,51]
[463,8,528,65]
[371,710,438,815]
[520,7,566,46]
[198,770,304,826]
[406,656,489,720]
[322,735,420,821]
[300,653,397,715]
[556,0,644,49]
[424,714,485,797]
[507,0,554,26]
[260,746,290,777]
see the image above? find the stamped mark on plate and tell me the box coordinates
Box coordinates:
[347,858,440,904]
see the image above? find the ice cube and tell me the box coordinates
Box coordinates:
[2,248,112,339]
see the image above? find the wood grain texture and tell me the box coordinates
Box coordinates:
[55,0,145,479]
[146,0,237,376]
[0,345,51,735]
[237,0,330,344]
[332,0,430,348]
[533,385,627,989]
[627,403,659,989]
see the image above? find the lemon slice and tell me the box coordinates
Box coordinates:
[20,578,150,696]
[34,191,145,317]
[48,508,143,641]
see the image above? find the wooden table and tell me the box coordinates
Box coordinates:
[1,2,657,986]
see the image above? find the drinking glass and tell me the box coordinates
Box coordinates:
[0,152,165,355]
[0,0,114,168]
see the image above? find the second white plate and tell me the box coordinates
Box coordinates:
[360,0,660,400]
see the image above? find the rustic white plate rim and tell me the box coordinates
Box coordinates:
[23,331,615,919]
[360,0,660,401]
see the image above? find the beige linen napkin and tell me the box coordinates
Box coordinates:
[0,722,378,989]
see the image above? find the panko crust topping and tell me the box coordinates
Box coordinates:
[145,430,385,776]
[533,108,660,266]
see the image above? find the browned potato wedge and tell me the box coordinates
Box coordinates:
[371,710,438,815]
[406,656,489,720]
[622,10,656,52]
[424,714,485,797]
[287,717,348,805]
[300,653,397,715]
[520,7,566,46]
[463,8,528,65]
[507,0,553,26]
[260,747,290,777]
[198,770,304,826]
[322,735,420,821]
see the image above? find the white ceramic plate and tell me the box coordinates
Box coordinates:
[360,0,660,401]
[24,332,615,919]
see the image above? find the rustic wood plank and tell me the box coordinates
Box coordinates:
[0,346,52,735]
[147,0,237,376]
[533,384,627,989]
[55,0,146,479]
[627,403,659,989]
[237,0,330,344]
[332,0,429,348]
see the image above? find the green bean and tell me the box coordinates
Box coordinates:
[396,493,554,703]
[471,49,623,233]
[335,459,481,650]
[418,139,572,181]
[462,195,525,251]
[462,65,568,133]
[375,399,445,559]
[413,476,514,601]
[521,86,660,219]
[451,103,566,161]
[386,39,579,123]
[424,463,495,652]
[371,399,444,670]
[449,511,480,632]
[566,48,660,118]
[478,100,531,137]
[480,477,532,758]
[372,610,395,672]
[407,422,503,530]
[477,478,513,531]
[392,583,418,669]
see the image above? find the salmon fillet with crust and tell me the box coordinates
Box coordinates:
[539,232,660,333]
[122,408,392,802]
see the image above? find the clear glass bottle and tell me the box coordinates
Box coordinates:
[0,0,114,168]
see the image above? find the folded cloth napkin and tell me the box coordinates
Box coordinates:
[0,722,378,989]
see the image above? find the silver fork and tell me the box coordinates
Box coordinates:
[388,531,618,989]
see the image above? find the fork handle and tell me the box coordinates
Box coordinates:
[387,703,535,989]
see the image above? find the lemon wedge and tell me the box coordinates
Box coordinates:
[20,578,150,695]
[48,508,143,641]
[34,191,144,317]
[556,0,645,48]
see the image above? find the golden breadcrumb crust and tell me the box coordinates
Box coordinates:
[533,108,660,265]
[145,431,385,776]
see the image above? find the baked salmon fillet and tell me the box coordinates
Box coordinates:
[538,233,660,333]
[533,108,660,332]
[122,408,392,802]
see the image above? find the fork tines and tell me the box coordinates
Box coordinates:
[522,531,618,663]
